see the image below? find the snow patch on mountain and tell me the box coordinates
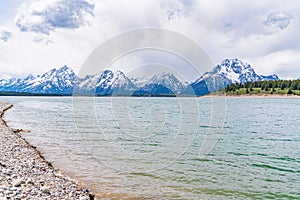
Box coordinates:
[77,70,137,95]
[147,72,187,93]
[130,76,149,88]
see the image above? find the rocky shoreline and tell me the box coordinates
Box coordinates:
[0,102,94,200]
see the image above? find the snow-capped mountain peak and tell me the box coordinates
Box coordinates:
[216,59,254,83]
[147,72,186,93]
[96,70,133,88]
[200,58,279,92]
[0,65,77,94]
[77,69,137,95]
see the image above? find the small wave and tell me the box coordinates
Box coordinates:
[251,163,299,173]
[270,156,300,163]
[256,153,269,157]
[191,158,213,162]
[264,179,285,183]
[227,152,250,156]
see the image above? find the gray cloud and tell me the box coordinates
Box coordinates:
[264,11,292,30]
[14,0,94,35]
[33,36,54,45]
[1,0,300,79]
[162,0,184,21]
[0,27,12,42]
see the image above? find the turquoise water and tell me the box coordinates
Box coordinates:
[1,96,299,199]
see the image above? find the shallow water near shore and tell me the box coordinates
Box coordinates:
[1,96,300,199]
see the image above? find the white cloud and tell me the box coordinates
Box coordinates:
[246,49,300,78]
[0,0,300,79]
[32,35,54,45]
[264,11,292,30]
[14,0,94,35]
[0,27,12,42]
[162,0,185,21]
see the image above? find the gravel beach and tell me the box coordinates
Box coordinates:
[0,102,94,200]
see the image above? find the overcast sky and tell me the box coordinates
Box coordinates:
[0,0,299,79]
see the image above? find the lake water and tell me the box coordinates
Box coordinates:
[1,96,299,199]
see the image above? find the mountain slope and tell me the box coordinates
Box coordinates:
[76,70,137,95]
[187,78,209,96]
[133,72,187,95]
[130,77,149,88]
[0,77,23,92]
[23,66,77,94]
[147,72,186,94]
[0,66,77,94]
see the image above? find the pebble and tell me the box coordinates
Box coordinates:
[55,172,64,179]
[26,178,34,185]
[79,196,90,200]
[0,102,94,200]
[3,169,12,176]
[12,178,24,187]
[40,186,50,194]
[0,162,6,168]
[83,189,89,193]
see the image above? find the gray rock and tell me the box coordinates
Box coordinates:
[79,196,89,200]
[0,162,6,167]
[12,178,24,187]
[11,174,17,179]
[3,169,12,175]
[40,186,50,194]
[26,178,34,185]
[9,187,18,191]
[55,172,64,179]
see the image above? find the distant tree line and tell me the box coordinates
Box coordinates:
[0,91,69,96]
[224,80,300,95]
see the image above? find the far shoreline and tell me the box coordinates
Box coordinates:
[1,92,300,98]
[204,94,300,98]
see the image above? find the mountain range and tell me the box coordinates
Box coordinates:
[0,59,279,96]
